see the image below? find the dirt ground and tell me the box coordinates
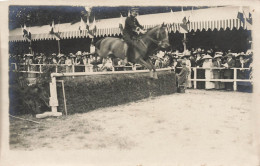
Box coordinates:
[9,89,259,165]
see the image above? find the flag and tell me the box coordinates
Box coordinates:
[246,11,252,25]
[49,20,61,40]
[27,27,31,40]
[180,7,190,33]
[22,24,31,41]
[237,6,244,23]
[119,14,124,31]
[79,17,86,33]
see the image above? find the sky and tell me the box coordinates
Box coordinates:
[9,6,210,30]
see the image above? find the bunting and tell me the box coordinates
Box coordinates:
[237,6,252,30]
[180,7,190,33]
[237,6,244,23]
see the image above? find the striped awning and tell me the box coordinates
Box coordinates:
[9,6,252,42]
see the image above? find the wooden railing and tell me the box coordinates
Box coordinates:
[188,67,252,91]
[9,63,144,73]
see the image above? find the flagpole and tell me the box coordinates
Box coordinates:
[183,33,187,51]
[58,40,61,55]
[30,40,33,54]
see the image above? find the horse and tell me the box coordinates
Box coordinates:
[95,23,170,79]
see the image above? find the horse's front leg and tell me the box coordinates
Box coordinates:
[138,58,157,79]
[146,58,158,79]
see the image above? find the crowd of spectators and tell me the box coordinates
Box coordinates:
[9,47,253,92]
[152,48,253,92]
[9,51,98,72]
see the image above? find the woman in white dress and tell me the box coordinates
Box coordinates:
[202,54,215,89]
[181,51,192,88]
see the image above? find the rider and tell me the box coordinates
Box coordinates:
[123,7,146,62]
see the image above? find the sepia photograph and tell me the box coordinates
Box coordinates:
[1,0,260,165]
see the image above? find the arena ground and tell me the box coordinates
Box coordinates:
[9,89,259,165]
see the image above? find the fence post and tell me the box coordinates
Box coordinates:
[55,65,58,73]
[27,64,30,72]
[15,63,17,71]
[72,65,75,73]
[132,64,136,71]
[49,76,59,113]
[194,67,197,89]
[233,68,237,91]
[40,64,42,73]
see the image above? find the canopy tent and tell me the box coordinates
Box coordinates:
[9,6,252,42]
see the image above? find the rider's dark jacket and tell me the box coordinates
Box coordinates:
[123,15,144,38]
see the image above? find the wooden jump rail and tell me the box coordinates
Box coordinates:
[48,67,173,116]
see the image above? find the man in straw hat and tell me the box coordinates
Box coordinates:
[223,53,235,91]
[123,7,146,62]
[213,53,225,89]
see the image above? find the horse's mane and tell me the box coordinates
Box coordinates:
[138,25,161,38]
[146,25,161,34]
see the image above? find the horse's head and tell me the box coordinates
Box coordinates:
[153,23,170,49]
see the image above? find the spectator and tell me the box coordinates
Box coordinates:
[171,56,178,71]
[223,53,235,91]
[51,53,58,64]
[181,50,192,88]
[176,60,189,89]
[65,55,73,73]
[74,51,84,72]
[202,54,214,89]
[58,54,65,64]
[213,53,225,89]
[47,56,53,64]
[101,57,113,71]
[195,50,205,89]
[155,57,161,69]
[42,54,48,64]
[82,52,93,72]
[236,52,251,91]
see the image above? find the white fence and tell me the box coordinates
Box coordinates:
[9,63,143,73]
[189,67,252,91]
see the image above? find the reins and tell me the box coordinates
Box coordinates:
[139,29,162,48]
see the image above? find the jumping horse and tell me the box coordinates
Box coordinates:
[95,23,170,79]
